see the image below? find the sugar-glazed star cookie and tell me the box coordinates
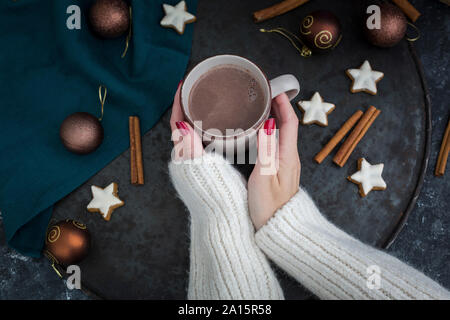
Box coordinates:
[297,92,335,126]
[348,158,387,197]
[87,182,124,221]
[346,60,384,95]
[160,1,196,35]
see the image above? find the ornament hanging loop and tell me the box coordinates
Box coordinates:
[406,22,420,42]
[51,262,63,278]
[98,85,107,121]
[44,250,63,278]
[121,6,133,58]
[260,28,312,57]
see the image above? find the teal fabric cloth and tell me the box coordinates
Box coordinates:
[0,0,197,257]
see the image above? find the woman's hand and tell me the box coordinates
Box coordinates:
[248,93,301,230]
[170,82,204,160]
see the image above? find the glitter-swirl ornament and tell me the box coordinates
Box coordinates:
[260,10,341,57]
[299,10,342,53]
[44,220,91,276]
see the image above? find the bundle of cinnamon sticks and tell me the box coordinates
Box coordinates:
[314,106,381,167]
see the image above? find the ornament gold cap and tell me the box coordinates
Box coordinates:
[260,28,312,57]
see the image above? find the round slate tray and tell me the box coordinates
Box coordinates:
[52,0,431,299]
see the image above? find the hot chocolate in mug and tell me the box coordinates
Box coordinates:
[180,54,300,153]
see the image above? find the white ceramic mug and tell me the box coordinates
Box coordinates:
[180,54,300,152]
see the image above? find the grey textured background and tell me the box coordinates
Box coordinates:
[0,0,449,299]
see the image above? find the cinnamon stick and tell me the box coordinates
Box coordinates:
[253,0,309,23]
[129,116,144,185]
[314,110,363,164]
[129,117,137,184]
[435,119,450,176]
[333,106,381,167]
[391,0,421,22]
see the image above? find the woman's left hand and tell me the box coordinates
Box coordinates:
[170,82,204,161]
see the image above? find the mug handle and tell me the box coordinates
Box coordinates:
[269,74,300,101]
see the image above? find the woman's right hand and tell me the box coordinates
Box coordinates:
[248,93,301,230]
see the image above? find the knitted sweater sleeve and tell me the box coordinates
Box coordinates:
[255,188,450,300]
[168,152,284,300]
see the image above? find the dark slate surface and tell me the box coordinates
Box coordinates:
[0,0,448,299]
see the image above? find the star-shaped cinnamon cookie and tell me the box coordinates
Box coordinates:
[297,92,335,126]
[348,158,387,197]
[160,1,196,35]
[87,182,124,221]
[346,60,384,95]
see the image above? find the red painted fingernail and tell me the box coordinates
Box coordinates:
[176,121,189,136]
[264,118,276,135]
[178,80,183,88]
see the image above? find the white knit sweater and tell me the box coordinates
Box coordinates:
[169,152,450,300]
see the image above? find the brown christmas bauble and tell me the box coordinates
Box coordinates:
[44,220,91,267]
[60,112,104,154]
[300,10,342,53]
[89,0,130,39]
[365,2,407,47]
